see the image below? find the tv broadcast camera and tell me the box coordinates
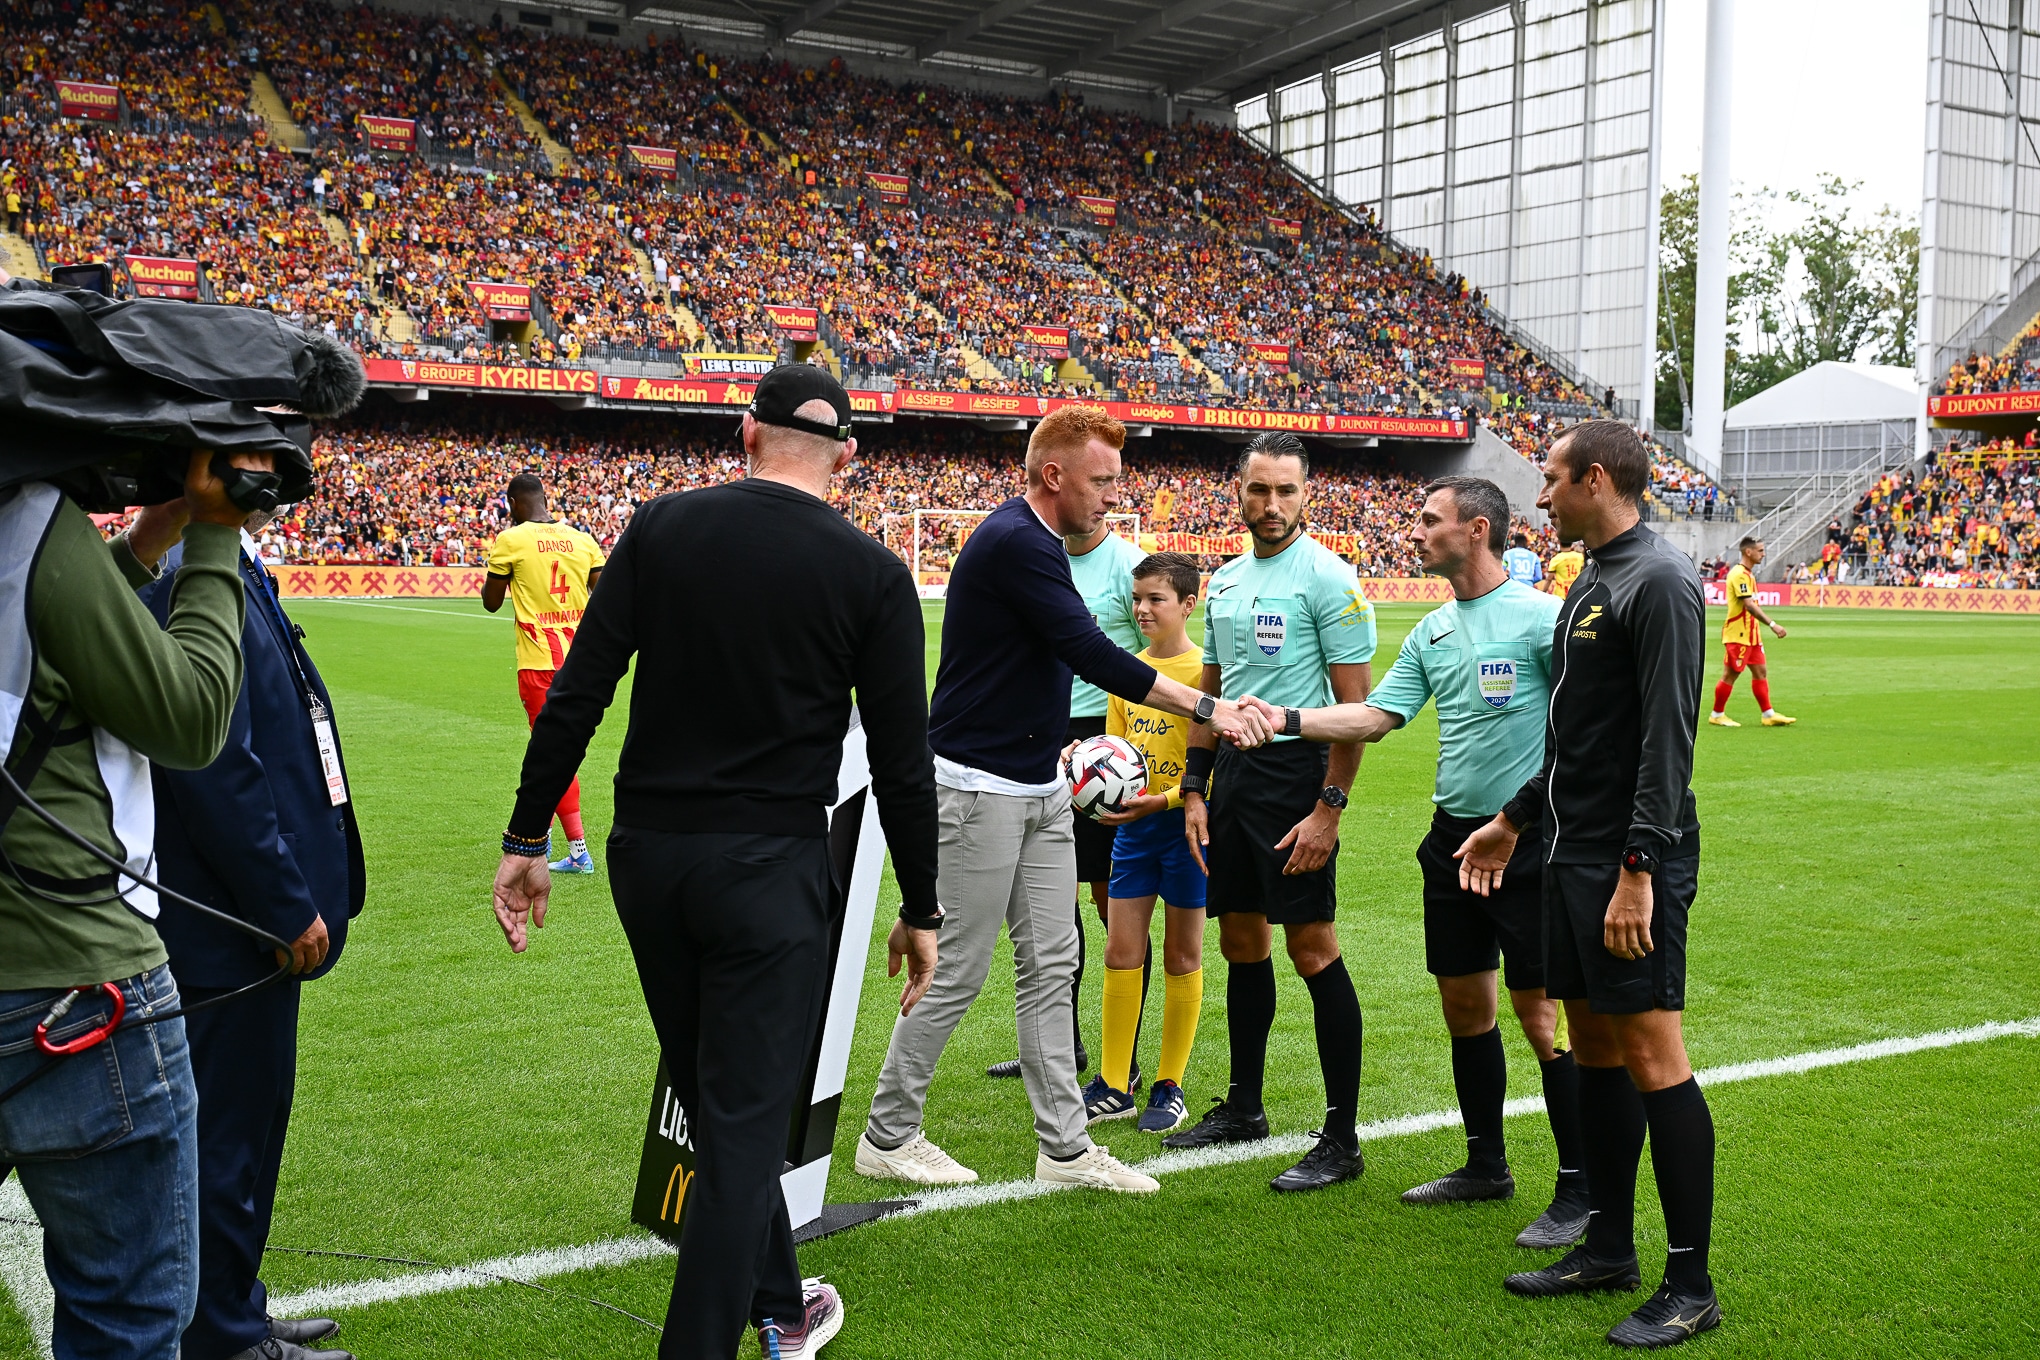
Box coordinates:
[0,276,366,513]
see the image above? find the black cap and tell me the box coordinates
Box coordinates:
[749,363,853,441]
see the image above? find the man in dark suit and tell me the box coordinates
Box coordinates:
[140,515,365,1360]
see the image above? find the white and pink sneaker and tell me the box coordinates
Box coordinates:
[759,1278,843,1358]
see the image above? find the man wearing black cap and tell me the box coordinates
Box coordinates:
[491,365,941,1360]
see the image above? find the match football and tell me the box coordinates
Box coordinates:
[1,2,2035,1360]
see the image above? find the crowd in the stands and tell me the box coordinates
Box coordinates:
[1818,438,2040,589]
[1,0,255,131]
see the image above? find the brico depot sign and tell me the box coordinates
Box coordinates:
[360,359,1472,439]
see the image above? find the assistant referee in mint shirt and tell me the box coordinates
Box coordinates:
[1245,476,1589,1251]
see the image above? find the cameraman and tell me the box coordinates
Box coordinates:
[0,450,262,1360]
[138,504,364,1360]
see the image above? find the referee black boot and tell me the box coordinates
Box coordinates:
[1502,1245,1641,1298]
[1159,1096,1269,1150]
[1606,1281,1722,1348]
[1401,1165,1516,1206]
[1269,1132,1364,1192]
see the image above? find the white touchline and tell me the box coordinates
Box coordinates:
[293,599,501,621]
[4,1016,2033,1348]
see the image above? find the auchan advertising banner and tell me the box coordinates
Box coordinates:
[867,172,910,205]
[1077,195,1118,227]
[125,255,200,299]
[1927,391,2040,419]
[57,80,119,121]
[764,304,819,340]
[1022,324,1070,355]
[360,114,417,153]
[360,359,1475,439]
[1447,355,1487,382]
[1249,341,1291,366]
[628,144,679,178]
[470,281,533,321]
[1266,217,1303,241]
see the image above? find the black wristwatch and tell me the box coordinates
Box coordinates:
[1317,785,1348,811]
[1621,849,1659,876]
[900,902,946,931]
[1283,706,1303,737]
[1192,693,1218,725]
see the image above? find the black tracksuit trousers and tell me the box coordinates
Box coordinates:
[608,825,832,1360]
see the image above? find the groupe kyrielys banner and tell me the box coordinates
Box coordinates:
[56,80,119,121]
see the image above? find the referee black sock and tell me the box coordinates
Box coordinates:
[1538,1050,1590,1205]
[1451,1027,1508,1176]
[1303,956,1363,1151]
[1225,956,1277,1117]
[1577,1062,1646,1261]
[1641,1077,1715,1293]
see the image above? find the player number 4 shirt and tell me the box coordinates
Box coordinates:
[487,520,607,671]
[1202,532,1377,730]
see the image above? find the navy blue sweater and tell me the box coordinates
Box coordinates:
[928,497,1157,784]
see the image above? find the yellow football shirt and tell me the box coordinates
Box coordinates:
[1106,645,1205,809]
[1547,550,1585,599]
[1722,563,1760,645]
[486,520,606,671]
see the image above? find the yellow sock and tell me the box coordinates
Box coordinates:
[1157,967,1203,1087]
[1101,967,1143,1093]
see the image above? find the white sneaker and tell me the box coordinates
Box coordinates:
[853,1131,978,1185]
[1035,1143,1160,1193]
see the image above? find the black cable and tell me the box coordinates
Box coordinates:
[0,761,295,1106]
[1966,0,2040,177]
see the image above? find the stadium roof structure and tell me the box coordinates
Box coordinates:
[595,0,1496,104]
[1723,363,1919,430]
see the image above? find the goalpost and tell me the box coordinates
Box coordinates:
[882,509,1141,590]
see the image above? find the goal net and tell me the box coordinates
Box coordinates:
[882,509,1141,590]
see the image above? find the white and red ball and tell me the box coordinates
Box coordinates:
[1064,734,1149,821]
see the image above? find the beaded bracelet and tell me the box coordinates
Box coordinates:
[502,830,551,858]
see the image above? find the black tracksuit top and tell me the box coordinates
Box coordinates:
[1503,521,1705,865]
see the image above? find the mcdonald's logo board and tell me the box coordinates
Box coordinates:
[57,80,119,120]
[359,114,417,153]
[1077,195,1118,227]
[1022,324,1070,355]
[470,281,533,321]
[125,255,201,300]
[632,724,897,1242]
[867,171,910,205]
[764,304,819,340]
[627,144,679,178]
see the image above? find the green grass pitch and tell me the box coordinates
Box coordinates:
[5,599,2037,1359]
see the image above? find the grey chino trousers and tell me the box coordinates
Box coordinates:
[866,782,1091,1158]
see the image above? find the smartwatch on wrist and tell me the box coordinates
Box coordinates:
[1192,693,1218,725]
[1621,848,1659,876]
[1283,706,1302,737]
[1318,785,1348,811]
[900,902,946,932]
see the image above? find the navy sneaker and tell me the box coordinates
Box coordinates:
[1082,1074,1138,1124]
[1138,1079,1187,1133]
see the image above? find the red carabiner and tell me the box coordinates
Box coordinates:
[35,982,126,1057]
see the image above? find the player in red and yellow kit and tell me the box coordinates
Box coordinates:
[1710,535,1794,728]
[1545,541,1585,598]
[484,473,607,870]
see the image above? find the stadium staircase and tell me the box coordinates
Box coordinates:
[1070,244,1227,394]
[202,3,226,35]
[954,342,1006,383]
[497,76,573,175]
[0,230,42,280]
[625,246,705,347]
[249,73,307,152]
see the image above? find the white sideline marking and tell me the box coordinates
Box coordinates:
[5,1017,2034,1333]
[1,1176,56,1360]
[293,599,499,621]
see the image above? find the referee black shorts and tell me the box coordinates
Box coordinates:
[1206,739,1336,924]
[1066,716,1114,886]
[1417,807,1545,991]
[1543,855,1699,1014]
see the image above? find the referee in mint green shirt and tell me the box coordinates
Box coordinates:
[1246,476,1591,1250]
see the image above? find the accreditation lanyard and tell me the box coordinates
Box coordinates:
[245,552,349,807]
